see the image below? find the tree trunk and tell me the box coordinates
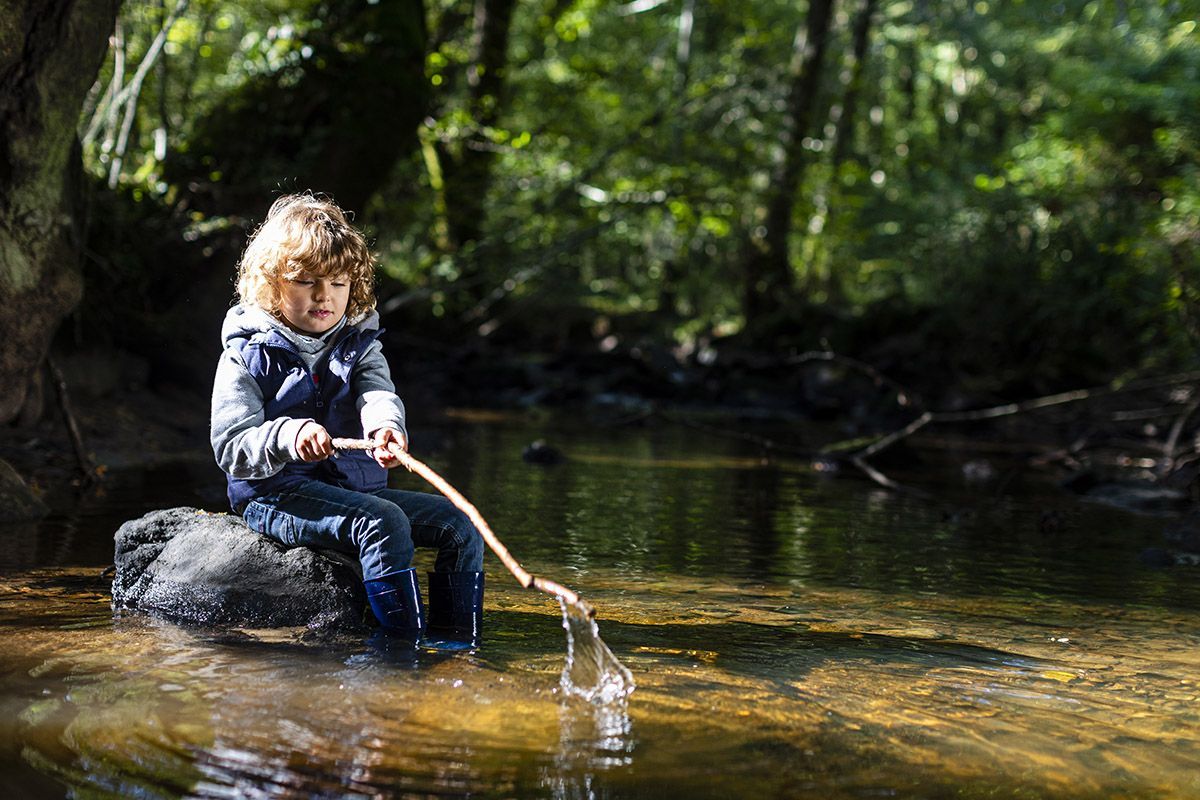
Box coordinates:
[820,0,878,261]
[742,0,835,331]
[441,0,519,250]
[0,0,120,424]
[66,1,430,395]
[829,0,878,172]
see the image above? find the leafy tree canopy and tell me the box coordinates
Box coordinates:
[80,0,1200,397]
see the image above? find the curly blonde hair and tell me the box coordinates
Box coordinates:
[236,193,377,320]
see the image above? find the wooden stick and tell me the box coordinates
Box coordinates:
[331,438,593,617]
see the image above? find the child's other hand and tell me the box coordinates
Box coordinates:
[371,427,408,469]
[296,421,334,462]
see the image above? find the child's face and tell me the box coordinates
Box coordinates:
[277,272,351,335]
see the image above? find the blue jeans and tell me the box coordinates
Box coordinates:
[242,480,485,581]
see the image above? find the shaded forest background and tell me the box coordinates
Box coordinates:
[2,0,1199,487]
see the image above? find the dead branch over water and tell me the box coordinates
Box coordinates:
[661,353,1200,498]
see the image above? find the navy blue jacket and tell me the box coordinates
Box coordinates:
[225,326,388,512]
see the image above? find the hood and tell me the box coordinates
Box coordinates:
[220,304,380,355]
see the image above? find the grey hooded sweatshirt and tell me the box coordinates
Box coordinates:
[210,304,407,480]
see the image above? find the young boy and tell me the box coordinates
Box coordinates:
[210,193,484,648]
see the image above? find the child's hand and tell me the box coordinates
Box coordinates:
[371,427,408,469]
[296,421,334,462]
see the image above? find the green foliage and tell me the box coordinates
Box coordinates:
[81,1,324,195]
[811,0,1200,390]
[82,0,1200,395]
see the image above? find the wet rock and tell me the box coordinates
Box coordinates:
[961,459,997,484]
[1138,547,1200,568]
[1164,509,1200,554]
[1062,471,1188,515]
[1139,547,1178,568]
[1078,482,1187,515]
[1038,509,1068,534]
[523,439,566,465]
[112,507,367,630]
[0,458,47,521]
[588,392,654,414]
[1134,507,1200,569]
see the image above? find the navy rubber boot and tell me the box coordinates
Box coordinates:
[364,568,425,643]
[424,571,484,650]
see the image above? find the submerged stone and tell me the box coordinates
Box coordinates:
[522,439,566,465]
[1080,482,1187,515]
[1164,509,1200,554]
[111,507,367,630]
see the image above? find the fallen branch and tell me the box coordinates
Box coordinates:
[47,357,100,485]
[1160,387,1200,477]
[656,409,933,496]
[850,455,934,500]
[782,351,1200,495]
[849,371,1200,464]
[786,356,1200,494]
[854,411,933,459]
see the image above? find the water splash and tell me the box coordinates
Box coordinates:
[558,598,635,704]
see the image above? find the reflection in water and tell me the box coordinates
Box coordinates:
[6,563,1200,797]
[544,698,634,799]
[4,416,1200,797]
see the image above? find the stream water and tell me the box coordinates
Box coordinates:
[2,412,1199,798]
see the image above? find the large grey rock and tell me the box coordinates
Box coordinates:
[112,507,367,629]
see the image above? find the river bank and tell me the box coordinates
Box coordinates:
[4,334,1199,544]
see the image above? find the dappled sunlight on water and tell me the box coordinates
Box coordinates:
[2,570,625,797]
[2,416,1200,797]
[5,564,1200,797]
